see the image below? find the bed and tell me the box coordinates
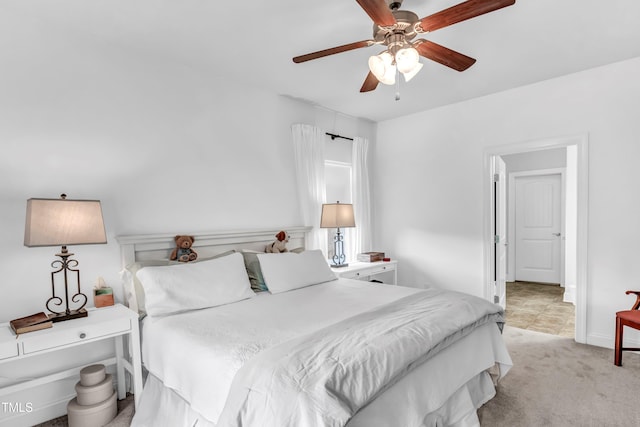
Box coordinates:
[116,227,512,427]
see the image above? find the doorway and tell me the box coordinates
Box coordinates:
[483,134,588,343]
[508,167,571,337]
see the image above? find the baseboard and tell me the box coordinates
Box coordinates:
[562,284,576,304]
[1,391,75,427]
[1,376,120,426]
[587,332,640,350]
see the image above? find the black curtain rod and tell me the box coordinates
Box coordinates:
[326,132,354,141]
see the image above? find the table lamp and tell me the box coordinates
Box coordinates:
[24,194,107,322]
[320,201,355,268]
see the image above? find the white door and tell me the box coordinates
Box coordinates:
[515,174,562,283]
[494,157,507,308]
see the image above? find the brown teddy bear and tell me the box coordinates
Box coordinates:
[265,231,290,253]
[170,235,198,262]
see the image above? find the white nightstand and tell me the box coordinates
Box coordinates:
[0,304,142,416]
[332,260,398,285]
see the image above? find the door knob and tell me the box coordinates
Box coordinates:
[552,232,561,237]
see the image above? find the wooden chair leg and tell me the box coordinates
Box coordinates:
[614,316,623,366]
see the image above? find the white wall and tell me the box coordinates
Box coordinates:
[374,56,640,348]
[0,73,374,323]
[0,17,375,422]
[502,147,567,173]
[0,66,304,322]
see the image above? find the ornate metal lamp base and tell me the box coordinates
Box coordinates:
[330,228,349,268]
[331,262,349,268]
[47,308,88,323]
[46,247,89,323]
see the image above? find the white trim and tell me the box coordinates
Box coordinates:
[324,160,352,168]
[483,133,589,343]
[0,358,117,399]
[116,226,312,267]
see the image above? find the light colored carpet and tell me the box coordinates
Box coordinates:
[478,326,640,426]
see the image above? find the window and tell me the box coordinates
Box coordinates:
[325,161,352,205]
[324,160,352,261]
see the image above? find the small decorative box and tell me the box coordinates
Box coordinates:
[93,276,114,308]
[68,364,117,427]
[94,288,114,308]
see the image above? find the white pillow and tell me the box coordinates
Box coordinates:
[121,259,174,318]
[257,250,337,294]
[137,252,255,317]
[120,250,236,318]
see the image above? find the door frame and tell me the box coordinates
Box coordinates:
[483,133,589,343]
[508,169,566,286]
[494,156,507,309]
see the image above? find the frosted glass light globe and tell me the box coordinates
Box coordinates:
[402,62,423,82]
[368,52,396,85]
[395,47,420,74]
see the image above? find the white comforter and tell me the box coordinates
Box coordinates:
[140,280,505,425]
[216,289,503,427]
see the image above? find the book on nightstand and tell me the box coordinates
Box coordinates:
[10,312,53,335]
[357,252,385,262]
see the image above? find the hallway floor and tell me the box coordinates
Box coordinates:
[505,281,575,337]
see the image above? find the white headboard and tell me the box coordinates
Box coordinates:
[116,226,312,267]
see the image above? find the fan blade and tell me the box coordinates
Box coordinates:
[355,0,397,26]
[360,72,379,93]
[418,0,515,33]
[414,40,476,71]
[293,40,375,63]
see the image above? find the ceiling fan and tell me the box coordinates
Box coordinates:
[293,0,516,93]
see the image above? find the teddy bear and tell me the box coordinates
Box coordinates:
[170,235,198,262]
[265,231,290,253]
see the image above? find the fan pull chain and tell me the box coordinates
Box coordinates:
[395,67,401,101]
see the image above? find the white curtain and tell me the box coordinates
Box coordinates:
[349,136,373,260]
[291,124,328,253]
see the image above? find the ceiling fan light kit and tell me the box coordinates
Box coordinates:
[293,0,516,94]
[368,51,396,85]
[367,47,420,86]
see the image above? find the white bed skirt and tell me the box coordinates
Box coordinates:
[133,370,495,427]
[132,322,511,427]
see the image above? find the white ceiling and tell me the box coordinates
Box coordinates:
[4,0,640,122]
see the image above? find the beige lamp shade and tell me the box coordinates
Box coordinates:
[24,198,107,247]
[320,203,356,228]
